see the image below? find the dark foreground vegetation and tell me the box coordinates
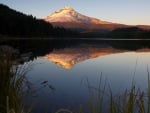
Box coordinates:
[0,4,150,39]
[0,50,31,113]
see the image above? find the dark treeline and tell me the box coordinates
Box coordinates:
[0,4,77,37]
[108,27,150,39]
[79,27,150,39]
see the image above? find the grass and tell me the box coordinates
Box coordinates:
[0,49,32,113]
[76,70,150,113]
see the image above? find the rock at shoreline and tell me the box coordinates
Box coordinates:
[0,45,33,63]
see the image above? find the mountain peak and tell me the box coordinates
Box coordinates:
[47,6,75,18]
[63,6,74,11]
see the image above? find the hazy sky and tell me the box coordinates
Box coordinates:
[0,0,150,25]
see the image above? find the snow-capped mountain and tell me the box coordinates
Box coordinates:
[44,6,127,31]
[45,6,111,24]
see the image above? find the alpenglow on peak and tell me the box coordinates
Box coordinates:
[63,6,74,10]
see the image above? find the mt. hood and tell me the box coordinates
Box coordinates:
[44,6,127,31]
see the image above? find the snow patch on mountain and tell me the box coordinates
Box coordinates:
[45,6,112,25]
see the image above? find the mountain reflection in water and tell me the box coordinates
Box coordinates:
[44,45,126,69]
[44,44,150,70]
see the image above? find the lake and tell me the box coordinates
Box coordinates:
[1,39,150,113]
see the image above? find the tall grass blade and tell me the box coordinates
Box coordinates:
[138,91,145,113]
[147,65,150,113]
[0,50,32,113]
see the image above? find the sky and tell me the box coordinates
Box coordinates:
[0,0,150,25]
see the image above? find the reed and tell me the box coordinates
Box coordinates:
[0,50,31,113]
[78,69,150,113]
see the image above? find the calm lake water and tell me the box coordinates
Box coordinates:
[2,39,150,113]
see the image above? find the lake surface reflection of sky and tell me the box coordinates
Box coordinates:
[25,45,150,113]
